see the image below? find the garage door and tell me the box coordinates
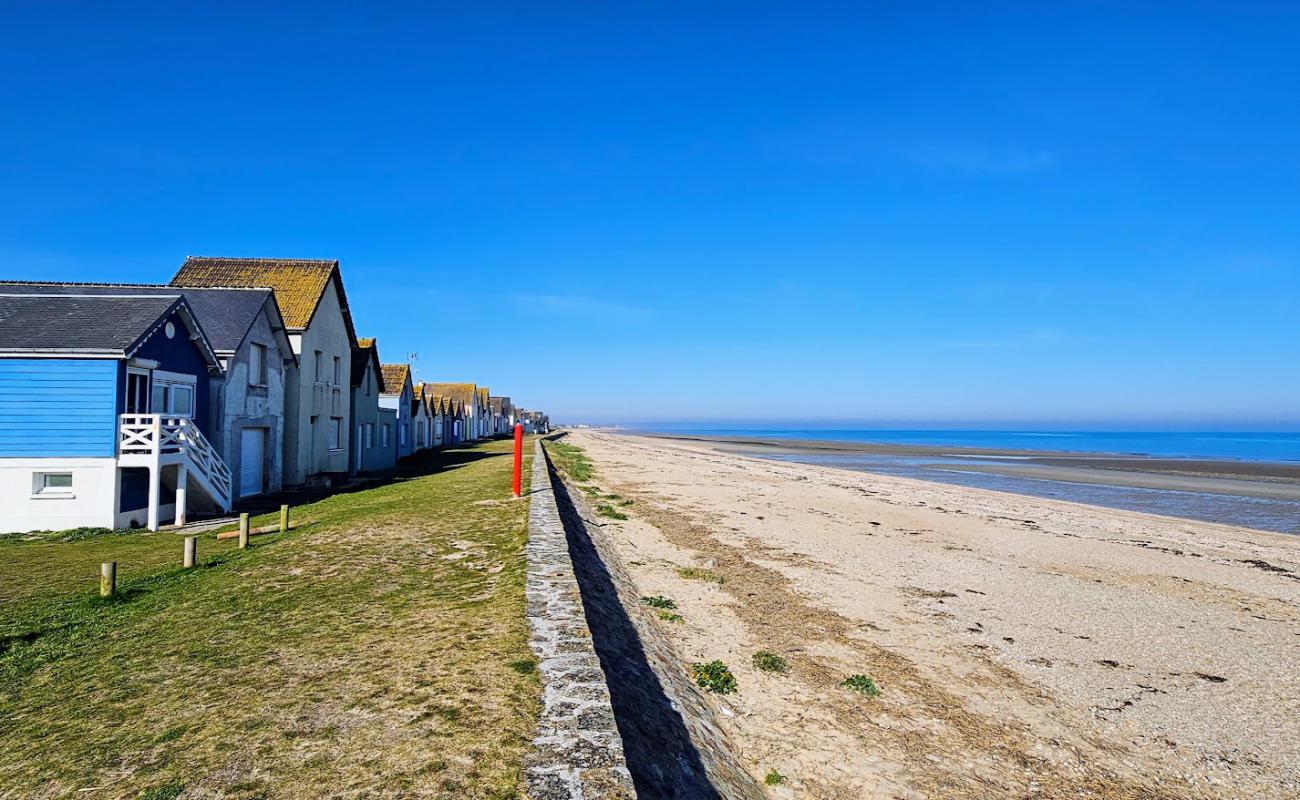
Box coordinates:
[239,428,265,498]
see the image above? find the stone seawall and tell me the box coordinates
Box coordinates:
[525,441,635,799]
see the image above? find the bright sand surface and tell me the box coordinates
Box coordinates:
[567,432,1300,799]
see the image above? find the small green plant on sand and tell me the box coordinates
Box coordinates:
[692,660,737,694]
[752,651,789,674]
[658,611,684,623]
[677,567,724,584]
[841,674,881,696]
[138,780,184,800]
[640,595,676,609]
[596,504,628,520]
[764,768,787,786]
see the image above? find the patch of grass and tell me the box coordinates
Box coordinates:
[507,658,536,675]
[657,611,684,623]
[841,674,881,696]
[0,439,540,799]
[545,440,594,482]
[691,660,738,694]
[640,595,676,609]
[138,780,184,800]
[752,651,789,674]
[596,504,628,520]
[677,566,725,584]
[764,768,787,786]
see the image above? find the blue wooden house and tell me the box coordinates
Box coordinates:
[0,291,230,533]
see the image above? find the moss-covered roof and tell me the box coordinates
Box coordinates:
[426,382,476,405]
[380,364,410,395]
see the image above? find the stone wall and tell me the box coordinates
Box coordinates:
[525,441,635,799]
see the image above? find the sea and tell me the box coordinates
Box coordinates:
[625,427,1300,534]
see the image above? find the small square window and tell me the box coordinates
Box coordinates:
[35,472,73,496]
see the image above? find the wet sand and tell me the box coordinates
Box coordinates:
[569,431,1300,799]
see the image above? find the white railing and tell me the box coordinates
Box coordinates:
[119,414,232,509]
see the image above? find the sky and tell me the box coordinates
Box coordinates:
[2,2,1298,427]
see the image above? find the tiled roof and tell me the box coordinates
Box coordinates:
[0,282,282,357]
[0,292,218,368]
[170,257,356,343]
[426,382,477,405]
[380,364,410,395]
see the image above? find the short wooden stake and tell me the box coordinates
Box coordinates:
[279,505,290,533]
[183,535,198,568]
[238,513,250,549]
[100,562,116,597]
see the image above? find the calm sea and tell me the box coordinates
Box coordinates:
[626,427,1300,533]
[631,428,1300,463]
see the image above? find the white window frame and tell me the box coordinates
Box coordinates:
[32,471,74,499]
[152,370,197,419]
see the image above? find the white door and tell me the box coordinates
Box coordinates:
[239,428,265,498]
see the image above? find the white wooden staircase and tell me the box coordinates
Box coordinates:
[119,414,233,530]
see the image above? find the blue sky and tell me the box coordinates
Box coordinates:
[2,2,1298,427]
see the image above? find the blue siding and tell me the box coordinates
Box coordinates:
[0,359,119,457]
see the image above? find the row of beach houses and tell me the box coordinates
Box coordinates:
[0,257,550,534]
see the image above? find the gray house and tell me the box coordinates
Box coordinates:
[172,257,358,488]
[0,282,296,503]
[350,338,396,475]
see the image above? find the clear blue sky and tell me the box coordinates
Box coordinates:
[3,3,1297,427]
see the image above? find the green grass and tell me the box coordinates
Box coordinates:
[691,660,738,695]
[545,440,594,482]
[751,650,789,674]
[657,611,684,623]
[676,566,725,584]
[595,504,628,520]
[764,768,787,786]
[841,674,882,697]
[640,595,676,609]
[0,439,540,799]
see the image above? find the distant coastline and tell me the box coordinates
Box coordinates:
[630,430,1300,534]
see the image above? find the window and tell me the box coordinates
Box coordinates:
[151,372,196,418]
[34,472,73,496]
[400,423,408,446]
[381,424,390,447]
[329,418,342,451]
[364,368,371,396]
[314,350,324,383]
[125,369,149,414]
[249,343,268,386]
[333,356,342,385]
[365,423,374,447]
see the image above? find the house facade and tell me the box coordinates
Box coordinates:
[349,338,396,475]
[0,292,229,533]
[477,387,492,438]
[172,257,357,488]
[379,364,415,459]
[410,382,432,451]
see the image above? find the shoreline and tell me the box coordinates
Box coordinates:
[636,433,1300,518]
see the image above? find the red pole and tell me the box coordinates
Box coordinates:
[512,423,523,498]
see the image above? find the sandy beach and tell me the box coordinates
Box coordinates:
[566,431,1300,799]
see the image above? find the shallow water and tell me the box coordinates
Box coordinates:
[756,452,1300,535]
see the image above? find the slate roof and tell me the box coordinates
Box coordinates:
[0,292,218,367]
[427,382,477,406]
[170,256,357,344]
[0,282,285,357]
[380,364,411,396]
[490,397,503,414]
[352,338,384,391]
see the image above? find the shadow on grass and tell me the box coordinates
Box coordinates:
[548,457,722,799]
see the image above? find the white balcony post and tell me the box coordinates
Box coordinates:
[147,464,161,532]
[174,462,188,527]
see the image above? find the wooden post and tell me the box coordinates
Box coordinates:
[238,513,250,549]
[100,562,116,597]
[280,504,290,533]
[183,535,197,568]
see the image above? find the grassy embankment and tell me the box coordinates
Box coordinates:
[0,438,539,799]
